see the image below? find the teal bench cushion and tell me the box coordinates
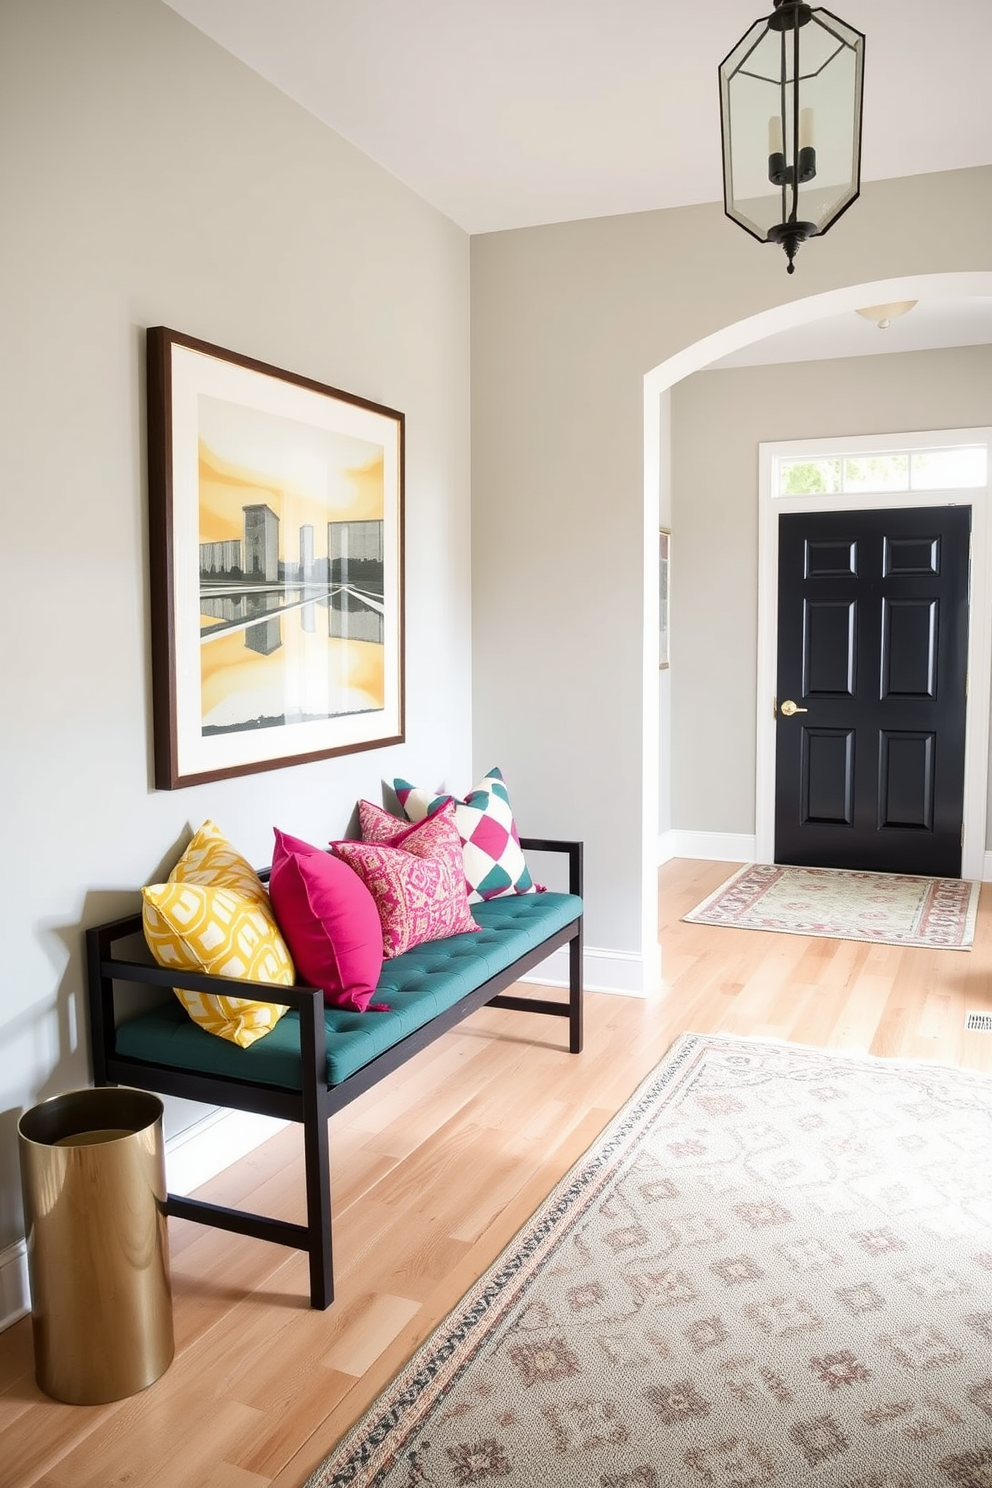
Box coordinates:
[115,891,582,1091]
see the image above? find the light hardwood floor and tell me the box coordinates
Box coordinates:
[3,858,991,1488]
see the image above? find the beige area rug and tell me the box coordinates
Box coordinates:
[683,863,981,950]
[305,1034,992,1488]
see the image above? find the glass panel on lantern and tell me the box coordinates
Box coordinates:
[720,20,785,242]
[795,23,863,232]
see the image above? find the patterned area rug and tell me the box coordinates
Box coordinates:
[305,1034,992,1488]
[683,864,980,949]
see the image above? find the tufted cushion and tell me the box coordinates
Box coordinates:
[268,828,385,1012]
[117,890,584,1088]
[333,801,479,958]
[142,820,293,1047]
[393,767,542,902]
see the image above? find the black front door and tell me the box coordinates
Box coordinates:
[775,505,970,876]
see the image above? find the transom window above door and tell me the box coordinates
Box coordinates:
[774,444,987,498]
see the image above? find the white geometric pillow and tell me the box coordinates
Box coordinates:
[393,768,542,903]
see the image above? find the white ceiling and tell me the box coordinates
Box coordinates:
[165,0,992,364]
[710,295,992,369]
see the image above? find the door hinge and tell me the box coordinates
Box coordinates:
[961,823,965,848]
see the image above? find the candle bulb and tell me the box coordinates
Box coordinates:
[768,114,783,155]
[800,107,815,151]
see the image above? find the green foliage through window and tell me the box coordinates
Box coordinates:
[776,445,986,496]
[779,458,841,494]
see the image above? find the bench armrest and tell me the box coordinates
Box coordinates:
[518,837,583,899]
[85,919,328,1090]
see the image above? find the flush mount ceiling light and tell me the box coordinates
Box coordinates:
[719,0,865,274]
[854,299,918,329]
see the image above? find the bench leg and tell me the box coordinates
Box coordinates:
[303,1104,333,1309]
[568,926,584,1054]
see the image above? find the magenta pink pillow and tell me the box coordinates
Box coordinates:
[333,801,479,959]
[268,829,385,1012]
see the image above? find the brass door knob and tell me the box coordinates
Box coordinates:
[779,699,808,717]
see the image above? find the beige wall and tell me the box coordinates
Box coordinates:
[669,345,992,838]
[471,170,992,980]
[0,0,471,1251]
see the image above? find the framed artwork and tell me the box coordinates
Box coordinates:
[146,327,404,789]
[659,529,671,669]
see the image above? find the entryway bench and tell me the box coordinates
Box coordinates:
[85,838,583,1309]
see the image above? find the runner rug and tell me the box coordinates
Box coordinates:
[305,1034,992,1488]
[682,863,980,949]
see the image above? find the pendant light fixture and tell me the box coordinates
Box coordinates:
[719,1,865,273]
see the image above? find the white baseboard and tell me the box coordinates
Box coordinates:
[660,833,991,882]
[165,1106,289,1197]
[0,1240,29,1334]
[659,830,757,864]
[526,944,649,998]
[583,946,650,997]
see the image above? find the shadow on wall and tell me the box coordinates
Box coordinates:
[0,889,161,1235]
[0,1109,25,1235]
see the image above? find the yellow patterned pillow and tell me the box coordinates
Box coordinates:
[142,822,295,1047]
[168,819,270,907]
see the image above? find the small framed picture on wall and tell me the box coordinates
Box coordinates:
[659,529,670,669]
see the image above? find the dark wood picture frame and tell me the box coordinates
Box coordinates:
[147,327,405,790]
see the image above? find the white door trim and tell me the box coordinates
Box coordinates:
[755,427,992,880]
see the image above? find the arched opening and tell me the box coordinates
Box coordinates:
[639,271,992,994]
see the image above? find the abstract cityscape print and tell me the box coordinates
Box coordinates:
[197,395,386,736]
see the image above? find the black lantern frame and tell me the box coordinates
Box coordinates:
[719,0,865,273]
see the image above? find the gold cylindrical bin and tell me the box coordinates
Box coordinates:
[17,1087,174,1405]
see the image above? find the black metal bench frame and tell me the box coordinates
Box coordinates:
[85,838,583,1309]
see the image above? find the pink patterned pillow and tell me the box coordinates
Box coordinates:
[358,799,415,846]
[333,802,479,958]
[357,800,477,891]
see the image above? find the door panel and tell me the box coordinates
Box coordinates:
[881,598,936,697]
[807,539,857,577]
[884,536,939,576]
[878,731,934,829]
[801,729,854,825]
[806,601,856,694]
[775,505,970,876]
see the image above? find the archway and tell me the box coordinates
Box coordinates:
[639,271,992,994]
